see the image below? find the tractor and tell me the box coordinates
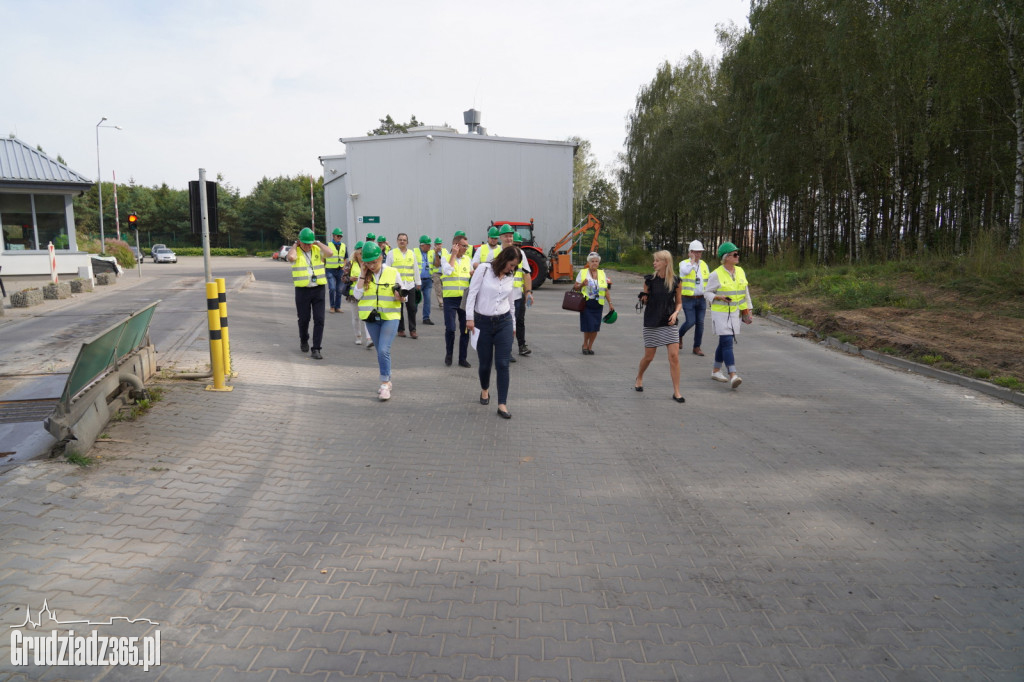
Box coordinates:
[488,215,602,289]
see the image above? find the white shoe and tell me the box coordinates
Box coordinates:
[712,370,729,383]
[730,375,743,389]
[379,384,391,401]
[355,338,362,345]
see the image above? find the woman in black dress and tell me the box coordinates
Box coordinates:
[634,250,684,402]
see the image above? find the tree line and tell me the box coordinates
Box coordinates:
[619,0,1024,264]
[73,175,325,251]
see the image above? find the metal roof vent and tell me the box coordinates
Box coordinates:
[464,108,482,134]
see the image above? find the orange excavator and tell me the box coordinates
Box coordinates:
[547,214,601,282]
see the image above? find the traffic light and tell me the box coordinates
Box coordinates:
[127,212,139,229]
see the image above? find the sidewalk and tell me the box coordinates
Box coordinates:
[0,270,1021,680]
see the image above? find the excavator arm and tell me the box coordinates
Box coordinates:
[547,214,602,282]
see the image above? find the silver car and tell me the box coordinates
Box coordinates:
[153,247,177,263]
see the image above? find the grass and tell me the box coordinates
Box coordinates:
[65,452,92,467]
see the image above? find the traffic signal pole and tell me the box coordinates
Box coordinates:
[199,168,212,283]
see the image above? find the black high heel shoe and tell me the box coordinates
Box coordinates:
[480,391,490,405]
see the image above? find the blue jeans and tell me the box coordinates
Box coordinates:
[364,318,399,382]
[678,295,706,348]
[443,296,468,362]
[475,312,514,404]
[714,334,737,374]
[420,278,433,321]
[326,268,345,309]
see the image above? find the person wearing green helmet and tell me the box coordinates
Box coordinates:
[471,226,502,272]
[438,231,473,367]
[326,227,349,313]
[385,233,422,338]
[415,235,435,325]
[286,227,333,359]
[572,252,615,355]
[509,230,534,357]
[352,241,408,400]
[347,241,372,347]
[705,242,753,389]
[376,233,390,257]
[431,237,445,310]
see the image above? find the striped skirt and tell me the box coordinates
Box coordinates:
[642,325,678,348]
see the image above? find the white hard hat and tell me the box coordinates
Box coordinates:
[688,240,705,251]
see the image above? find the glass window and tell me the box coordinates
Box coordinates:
[34,194,69,249]
[1,193,35,250]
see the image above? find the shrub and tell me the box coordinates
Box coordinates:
[171,247,248,257]
[619,246,650,266]
[103,238,136,269]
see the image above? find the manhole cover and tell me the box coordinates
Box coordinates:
[0,399,60,424]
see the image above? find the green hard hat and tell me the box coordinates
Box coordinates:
[354,240,365,250]
[498,223,514,235]
[717,241,739,259]
[365,232,376,242]
[299,227,316,244]
[362,241,382,261]
[377,234,387,243]
[603,310,618,324]
[419,235,431,244]
[488,226,500,239]
[454,230,467,239]
[434,237,443,245]
[513,231,523,244]
[332,227,343,236]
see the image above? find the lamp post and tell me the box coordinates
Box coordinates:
[95,117,122,254]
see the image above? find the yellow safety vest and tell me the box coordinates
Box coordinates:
[358,266,402,321]
[292,246,327,287]
[326,241,347,268]
[349,261,361,280]
[710,266,749,312]
[389,248,416,284]
[576,268,607,305]
[476,242,499,264]
[679,260,710,295]
[441,253,472,298]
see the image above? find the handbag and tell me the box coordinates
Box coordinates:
[562,290,586,312]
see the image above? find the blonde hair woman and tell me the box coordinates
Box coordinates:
[634,250,684,402]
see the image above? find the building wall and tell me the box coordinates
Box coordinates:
[323,132,574,249]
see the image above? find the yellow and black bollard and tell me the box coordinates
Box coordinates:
[205,281,232,392]
[215,277,235,378]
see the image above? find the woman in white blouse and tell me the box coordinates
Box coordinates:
[466,246,521,419]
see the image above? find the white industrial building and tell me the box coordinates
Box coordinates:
[319,110,576,249]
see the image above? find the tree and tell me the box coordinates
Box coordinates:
[367,115,423,136]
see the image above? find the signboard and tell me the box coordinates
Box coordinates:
[358,216,380,224]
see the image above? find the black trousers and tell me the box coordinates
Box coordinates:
[295,285,326,350]
[514,296,527,347]
[398,289,418,333]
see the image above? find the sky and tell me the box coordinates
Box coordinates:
[4,0,750,195]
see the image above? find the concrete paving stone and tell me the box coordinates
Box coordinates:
[266,672,329,682]
[352,650,416,677]
[249,646,313,674]
[197,644,261,672]
[371,614,427,638]
[239,625,301,650]
[324,613,378,635]
[414,614,471,637]
[439,633,494,658]
[591,638,648,663]
[460,653,518,680]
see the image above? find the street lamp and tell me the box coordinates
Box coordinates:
[95,117,122,254]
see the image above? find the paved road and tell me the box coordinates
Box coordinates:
[1,262,1021,680]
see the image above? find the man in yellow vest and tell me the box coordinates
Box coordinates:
[439,232,472,367]
[286,227,332,359]
[415,235,435,325]
[325,227,348,313]
[471,226,501,272]
[678,239,711,356]
[386,232,422,338]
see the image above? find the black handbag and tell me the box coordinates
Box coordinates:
[562,290,586,312]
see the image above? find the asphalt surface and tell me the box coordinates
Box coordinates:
[0,257,1021,680]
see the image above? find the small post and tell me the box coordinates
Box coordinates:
[216,277,234,377]
[205,281,232,392]
[199,168,212,284]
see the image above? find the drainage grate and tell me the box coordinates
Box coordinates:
[0,399,60,424]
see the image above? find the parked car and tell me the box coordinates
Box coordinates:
[130,246,143,263]
[274,245,291,261]
[153,247,177,263]
[150,243,167,259]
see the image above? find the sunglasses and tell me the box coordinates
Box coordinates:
[728,251,740,257]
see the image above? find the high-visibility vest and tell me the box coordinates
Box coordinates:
[349,261,361,280]
[476,242,499,264]
[576,268,607,305]
[679,260,710,295]
[326,241,347,268]
[292,246,327,287]
[441,253,472,298]
[358,266,402,321]
[709,266,749,312]
[389,248,416,284]
[416,248,434,277]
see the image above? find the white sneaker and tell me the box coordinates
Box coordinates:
[355,337,362,345]
[712,370,729,383]
[379,384,391,400]
[730,375,743,389]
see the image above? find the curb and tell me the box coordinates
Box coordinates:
[762,312,1024,407]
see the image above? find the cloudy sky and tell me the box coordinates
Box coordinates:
[5,0,749,194]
